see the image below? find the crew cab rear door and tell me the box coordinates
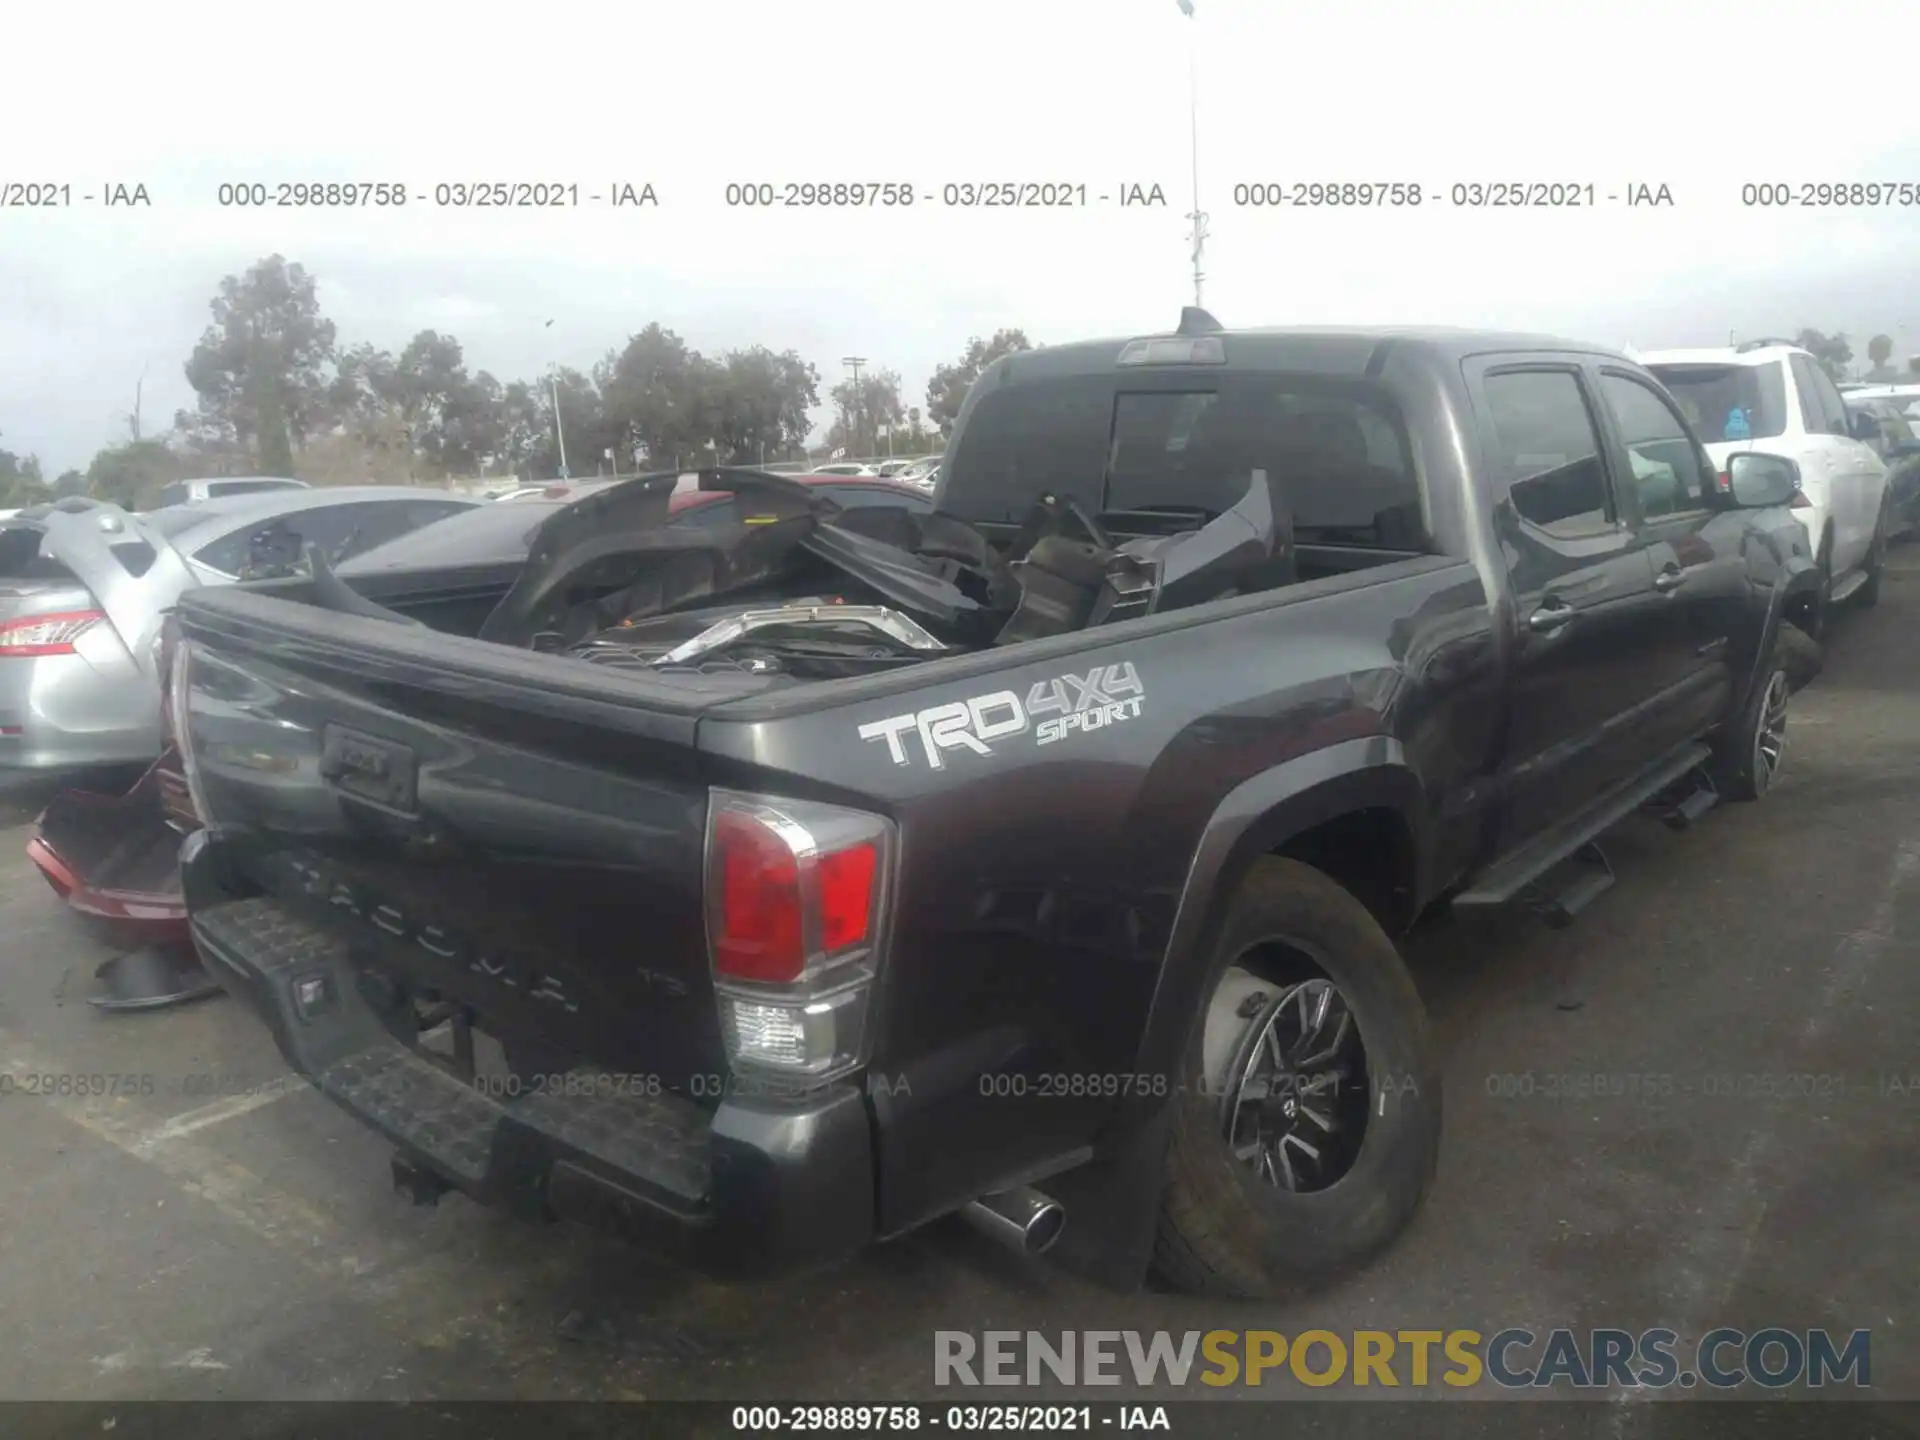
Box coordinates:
[1464,358,1683,851]
[1590,365,1741,736]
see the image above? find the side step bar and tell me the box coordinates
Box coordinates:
[1454,742,1713,914]
[1645,768,1720,831]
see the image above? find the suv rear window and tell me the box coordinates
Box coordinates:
[941,374,1426,547]
[1645,362,1787,442]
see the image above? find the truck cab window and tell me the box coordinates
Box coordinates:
[1482,370,1614,538]
[1599,372,1709,520]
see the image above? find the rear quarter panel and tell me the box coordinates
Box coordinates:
[698,555,1499,1233]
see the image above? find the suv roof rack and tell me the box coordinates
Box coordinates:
[1734,337,1800,353]
[1177,306,1223,336]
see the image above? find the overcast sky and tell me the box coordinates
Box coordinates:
[5,0,1919,473]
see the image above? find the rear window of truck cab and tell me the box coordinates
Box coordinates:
[940,372,1427,548]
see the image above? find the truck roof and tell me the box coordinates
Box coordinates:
[991,320,1637,384]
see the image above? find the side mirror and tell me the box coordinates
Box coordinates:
[1724,452,1801,509]
[1851,410,1882,442]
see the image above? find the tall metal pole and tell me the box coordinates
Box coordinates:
[544,319,569,479]
[842,355,867,458]
[1179,0,1207,309]
[550,371,570,479]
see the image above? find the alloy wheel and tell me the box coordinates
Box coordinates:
[1210,970,1369,1193]
[1753,670,1789,792]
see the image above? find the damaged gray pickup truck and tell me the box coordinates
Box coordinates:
[171,312,1820,1297]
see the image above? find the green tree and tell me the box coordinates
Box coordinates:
[601,324,715,466]
[85,440,182,509]
[0,442,48,508]
[829,367,905,455]
[1793,328,1853,383]
[926,328,1033,435]
[385,330,503,477]
[1867,333,1899,382]
[181,255,338,474]
[713,346,820,462]
[52,469,86,498]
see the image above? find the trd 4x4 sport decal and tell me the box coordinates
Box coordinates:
[857,662,1145,770]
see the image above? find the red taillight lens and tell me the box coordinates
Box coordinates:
[818,843,878,950]
[0,609,105,657]
[713,808,806,983]
[706,791,892,989]
[1789,491,1812,509]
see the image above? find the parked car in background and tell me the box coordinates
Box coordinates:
[808,462,879,477]
[0,487,480,771]
[1642,342,1891,635]
[152,476,309,509]
[1844,394,1920,538]
[896,456,942,488]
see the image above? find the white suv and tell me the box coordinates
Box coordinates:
[1640,344,1890,628]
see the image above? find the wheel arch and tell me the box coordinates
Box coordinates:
[1132,738,1426,1089]
[1754,559,1825,709]
[1042,740,1426,1294]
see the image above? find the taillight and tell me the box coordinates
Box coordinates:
[0,609,104,657]
[167,634,215,824]
[705,789,893,1081]
[1789,491,1812,509]
[154,613,182,743]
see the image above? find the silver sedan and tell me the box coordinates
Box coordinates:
[0,486,478,770]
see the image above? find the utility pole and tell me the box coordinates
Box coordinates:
[1178,0,1208,309]
[842,356,867,458]
[543,320,569,479]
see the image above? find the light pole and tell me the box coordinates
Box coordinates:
[842,355,867,458]
[1178,0,1208,309]
[544,319,570,480]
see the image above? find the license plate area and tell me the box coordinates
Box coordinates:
[319,725,418,813]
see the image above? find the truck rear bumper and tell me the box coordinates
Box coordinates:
[180,827,876,1278]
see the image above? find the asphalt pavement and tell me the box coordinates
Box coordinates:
[1,552,1915,1430]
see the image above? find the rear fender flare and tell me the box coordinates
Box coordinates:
[1131,738,1424,1089]
[1741,561,1823,714]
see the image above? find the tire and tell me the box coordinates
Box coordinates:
[1711,644,1791,801]
[1153,857,1441,1299]
[1858,503,1889,609]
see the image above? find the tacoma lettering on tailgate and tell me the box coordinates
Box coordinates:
[857,662,1144,769]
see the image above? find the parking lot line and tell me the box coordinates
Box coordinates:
[0,1025,378,1281]
[126,1085,302,1156]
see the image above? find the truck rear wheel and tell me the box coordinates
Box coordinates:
[1711,643,1791,802]
[1153,857,1441,1298]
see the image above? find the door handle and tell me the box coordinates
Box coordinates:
[1527,602,1577,633]
[1654,568,1688,592]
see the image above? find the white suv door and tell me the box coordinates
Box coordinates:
[1790,353,1888,579]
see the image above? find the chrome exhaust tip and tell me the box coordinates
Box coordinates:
[961,1187,1066,1256]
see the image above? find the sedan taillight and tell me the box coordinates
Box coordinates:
[154,614,183,743]
[0,609,105,657]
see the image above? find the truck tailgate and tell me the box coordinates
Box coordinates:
[172,585,778,1087]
